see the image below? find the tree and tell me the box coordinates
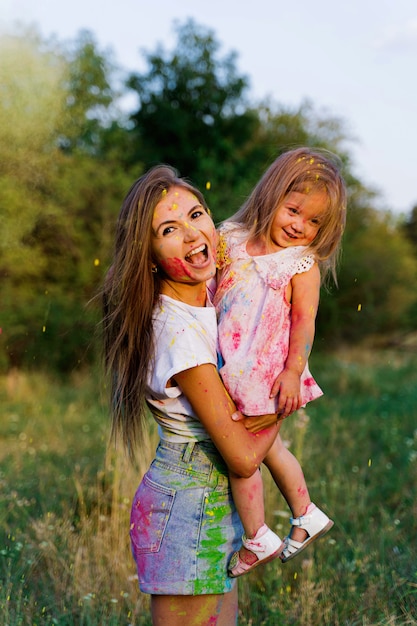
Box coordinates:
[125,19,260,214]
[124,20,356,222]
[53,29,119,155]
[403,204,417,252]
[318,189,417,344]
[0,29,131,371]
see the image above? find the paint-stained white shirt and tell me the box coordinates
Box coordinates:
[147,294,218,442]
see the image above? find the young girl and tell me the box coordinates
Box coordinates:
[213,147,347,576]
[102,165,284,626]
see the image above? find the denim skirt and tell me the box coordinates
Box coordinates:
[130,439,243,595]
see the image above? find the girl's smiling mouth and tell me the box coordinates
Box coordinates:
[283,229,298,239]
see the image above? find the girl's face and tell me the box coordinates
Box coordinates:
[269,190,328,250]
[151,186,217,288]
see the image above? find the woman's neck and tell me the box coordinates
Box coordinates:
[160,280,207,307]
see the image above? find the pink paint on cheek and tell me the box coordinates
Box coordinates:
[160,257,192,280]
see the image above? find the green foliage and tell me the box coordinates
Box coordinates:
[318,199,417,343]
[403,204,417,252]
[125,19,260,215]
[58,29,118,155]
[0,29,132,372]
[123,20,355,222]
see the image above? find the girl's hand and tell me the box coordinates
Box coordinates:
[270,369,302,418]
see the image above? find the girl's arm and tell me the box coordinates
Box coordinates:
[174,364,279,478]
[270,263,321,417]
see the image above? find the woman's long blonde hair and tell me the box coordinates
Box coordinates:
[229,147,347,283]
[102,165,209,458]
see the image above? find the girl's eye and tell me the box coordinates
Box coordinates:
[162,226,175,236]
[191,210,203,220]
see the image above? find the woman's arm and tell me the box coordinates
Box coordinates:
[270,263,321,416]
[174,364,279,478]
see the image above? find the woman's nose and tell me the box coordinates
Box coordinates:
[183,223,198,241]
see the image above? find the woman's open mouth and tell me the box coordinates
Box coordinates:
[185,244,209,266]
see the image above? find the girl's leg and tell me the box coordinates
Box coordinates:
[228,469,283,575]
[263,429,310,543]
[229,471,265,539]
[229,470,265,567]
[264,430,334,561]
[151,587,238,626]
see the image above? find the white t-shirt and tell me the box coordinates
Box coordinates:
[146,294,218,443]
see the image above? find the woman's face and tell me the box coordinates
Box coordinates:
[151,186,217,287]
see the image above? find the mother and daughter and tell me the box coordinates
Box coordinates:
[102,147,347,625]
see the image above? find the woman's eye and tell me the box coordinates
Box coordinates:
[191,210,203,219]
[162,226,175,236]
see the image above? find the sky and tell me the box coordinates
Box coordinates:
[2,0,417,215]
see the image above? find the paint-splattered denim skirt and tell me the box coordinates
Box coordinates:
[130,439,243,595]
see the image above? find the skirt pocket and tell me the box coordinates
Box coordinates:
[130,472,175,554]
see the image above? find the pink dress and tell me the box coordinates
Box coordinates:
[213,223,323,416]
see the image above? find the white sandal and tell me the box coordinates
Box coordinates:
[228,523,284,578]
[281,503,334,563]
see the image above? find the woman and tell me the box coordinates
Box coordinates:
[102,165,280,625]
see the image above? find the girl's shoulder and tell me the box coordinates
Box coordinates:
[280,246,316,274]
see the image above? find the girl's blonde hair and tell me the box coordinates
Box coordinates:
[229,147,347,283]
[102,165,210,458]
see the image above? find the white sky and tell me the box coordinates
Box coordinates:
[2,0,417,215]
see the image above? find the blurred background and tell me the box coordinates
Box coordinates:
[1,1,417,372]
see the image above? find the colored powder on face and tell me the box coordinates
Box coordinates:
[159,257,193,281]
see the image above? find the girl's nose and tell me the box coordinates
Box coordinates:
[290,218,304,233]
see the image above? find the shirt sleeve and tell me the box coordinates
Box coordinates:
[150,307,217,396]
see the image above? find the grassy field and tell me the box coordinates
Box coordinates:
[1,348,417,625]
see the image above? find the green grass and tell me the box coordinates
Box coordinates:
[1,350,417,625]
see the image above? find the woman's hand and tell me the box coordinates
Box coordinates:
[174,364,279,477]
[232,411,284,433]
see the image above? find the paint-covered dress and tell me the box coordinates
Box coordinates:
[213,223,323,416]
[130,294,242,595]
